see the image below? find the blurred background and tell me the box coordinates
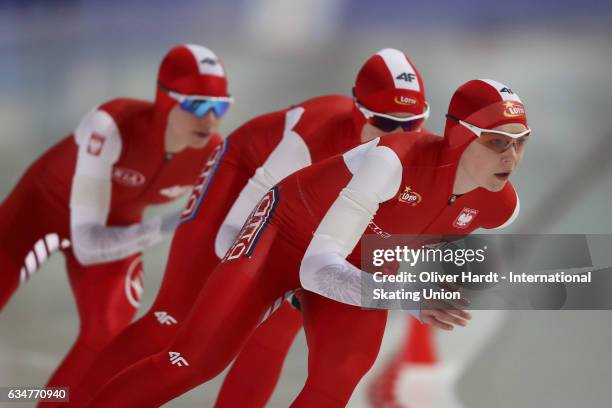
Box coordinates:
[1,1,612,407]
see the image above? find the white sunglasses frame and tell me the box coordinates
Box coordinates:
[446,114,531,139]
[355,100,430,123]
[159,84,234,104]
[167,90,234,104]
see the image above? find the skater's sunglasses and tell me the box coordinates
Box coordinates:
[356,101,429,133]
[445,114,531,153]
[160,84,234,118]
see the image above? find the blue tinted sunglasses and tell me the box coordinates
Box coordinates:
[179,98,232,118]
[159,84,234,118]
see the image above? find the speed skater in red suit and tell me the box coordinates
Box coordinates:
[86,78,529,407]
[0,43,233,404]
[69,48,431,407]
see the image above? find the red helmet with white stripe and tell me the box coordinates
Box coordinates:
[157,44,229,98]
[445,79,528,149]
[154,44,230,118]
[354,48,427,116]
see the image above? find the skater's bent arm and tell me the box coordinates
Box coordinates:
[215,107,311,257]
[300,143,410,310]
[69,108,178,266]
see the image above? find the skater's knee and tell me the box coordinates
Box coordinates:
[77,321,127,351]
[158,349,226,386]
[340,351,377,382]
[315,348,378,389]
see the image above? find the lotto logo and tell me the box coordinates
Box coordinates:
[503,101,525,118]
[168,351,189,367]
[181,143,226,222]
[224,187,278,262]
[87,133,106,156]
[394,95,417,106]
[398,186,422,206]
[154,311,177,326]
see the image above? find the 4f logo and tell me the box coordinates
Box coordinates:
[200,57,218,65]
[168,352,189,367]
[396,72,416,82]
[155,311,177,326]
[499,87,514,94]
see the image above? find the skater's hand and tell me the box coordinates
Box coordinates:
[420,283,471,330]
[420,303,472,330]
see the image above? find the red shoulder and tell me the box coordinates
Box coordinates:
[295,95,353,135]
[377,131,442,163]
[298,94,353,112]
[482,182,520,230]
[227,109,286,145]
[97,98,153,126]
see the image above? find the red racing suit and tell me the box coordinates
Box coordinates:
[86,130,518,407]
[68,94,363,406]
[0,98,221,395]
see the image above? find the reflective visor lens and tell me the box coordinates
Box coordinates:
[369,115,425,133]
[477,132,530,153]
[180,99,231,118]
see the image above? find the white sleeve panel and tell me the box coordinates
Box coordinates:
[299,144,405,310]
[342,138,380,174]
[214,223,242,259]
[214,107,312,258]
[73,108,122,179]
[213,169,266,258]
[344,145,403,202]
[71,211,181,266]
[69,109,175,266]
[259,107,311,182]
[72,218,162,265]
[70,108,122,224]
[70,178,114,225]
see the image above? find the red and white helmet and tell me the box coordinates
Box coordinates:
[445,79,528,148]
[156,44,229,103]
[354,48,427,116]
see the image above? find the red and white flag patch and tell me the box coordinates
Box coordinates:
[87,133,106,156]
[453,207,479,229]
